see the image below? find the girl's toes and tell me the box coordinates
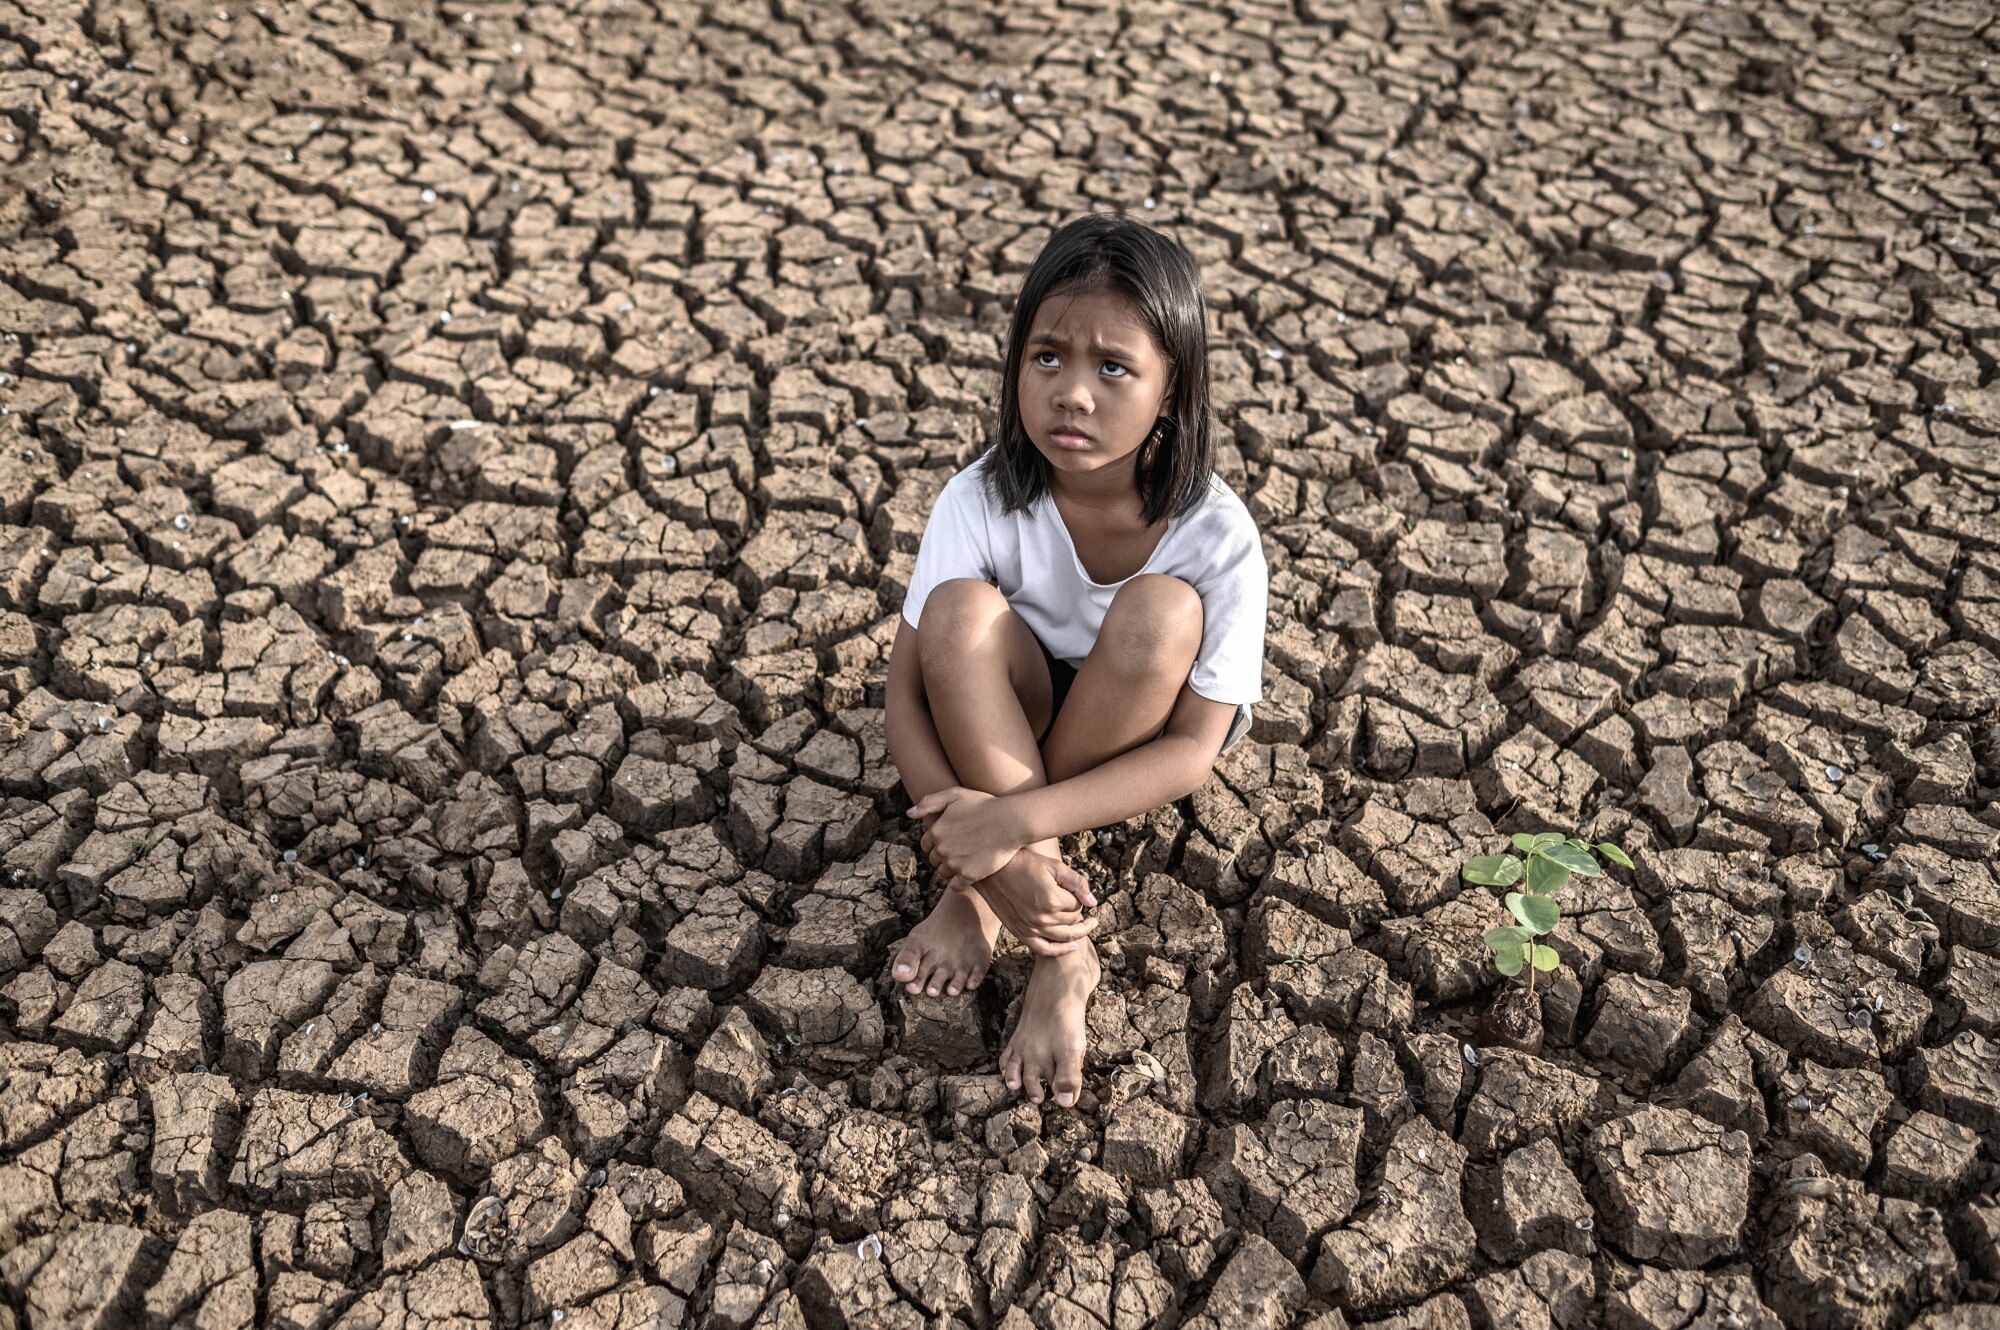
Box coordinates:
[1030,1051,1060,1105]
[891,943,922,984]
[966,965,988,990]
[1052,1055,1084,1109]
[999,1048,1021,1092]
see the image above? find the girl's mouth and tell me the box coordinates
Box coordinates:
[1049,429,1092,449]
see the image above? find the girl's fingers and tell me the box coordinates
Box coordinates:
[1056,864,1096,908]
[1036,918,1099,943]
[906,787,960,818]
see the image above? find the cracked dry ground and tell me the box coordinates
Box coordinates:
[1,0,1999,1327]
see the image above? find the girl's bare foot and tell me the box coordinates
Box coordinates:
[891,887,1001,998]
[999,939,1101,1108]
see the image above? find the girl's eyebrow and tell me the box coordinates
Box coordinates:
[1029,330,1142,360]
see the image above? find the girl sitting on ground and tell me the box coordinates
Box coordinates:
[884,210,1269,1109]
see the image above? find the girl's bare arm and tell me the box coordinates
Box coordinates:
[1001,685,1235,845]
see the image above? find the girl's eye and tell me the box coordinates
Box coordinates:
[1033,350,1128,377]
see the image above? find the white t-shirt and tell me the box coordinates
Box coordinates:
[900,450,1267,744]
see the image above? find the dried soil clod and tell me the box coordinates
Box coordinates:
[1585,1105,1751,1268]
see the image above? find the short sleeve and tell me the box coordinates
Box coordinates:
[1186,526,1267,706]
[900,471,994,629]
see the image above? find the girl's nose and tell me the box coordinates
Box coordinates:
[1054,374,1093,411]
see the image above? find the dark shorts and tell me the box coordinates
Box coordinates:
[1035,637,1078,744]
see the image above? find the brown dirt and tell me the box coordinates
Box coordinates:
[0,0,1997,1326]
[1479,986,1543,1055]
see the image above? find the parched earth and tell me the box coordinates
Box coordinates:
[1,0,1997,1326]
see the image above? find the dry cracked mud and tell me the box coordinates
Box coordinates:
[0,0,1997,1326]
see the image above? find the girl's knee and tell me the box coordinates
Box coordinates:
[1101,574,1202,662]
[1115,573,1201,619]
[916,579,1007,643]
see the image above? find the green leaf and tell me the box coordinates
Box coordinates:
[1510,833,1538,853]
[1539,842,1603,877]
[1530,832,1566,849]
[1529,943,1562,972]
[1485,926,1533,949]
[1597,842,1634,869]
[1462,854,1524,887]
[1506,891,1560,933]
[1526,853,1572,895]
[1493,942,1526,977]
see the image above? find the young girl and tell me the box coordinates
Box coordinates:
[884,211,1268,1110]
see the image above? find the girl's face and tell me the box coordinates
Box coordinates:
[1017,286,1172,492]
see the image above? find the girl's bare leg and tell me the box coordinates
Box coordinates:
[1037,574,1207,784]
[998,574,1204,1107]
[890,578,1064,999]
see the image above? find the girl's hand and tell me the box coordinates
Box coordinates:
[973,847,1100,956]
[910,787,1038,889]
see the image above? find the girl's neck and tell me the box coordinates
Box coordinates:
[1049,456,1144,520]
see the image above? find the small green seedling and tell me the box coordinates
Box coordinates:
[1889,883,1935,930]
[1463,833,1633,994]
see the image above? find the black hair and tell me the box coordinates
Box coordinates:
[980,210,1217,527]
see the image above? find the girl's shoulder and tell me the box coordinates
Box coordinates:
[949,448,999,499]
[1154,470,1263,582]
[927,450,991,510]
[1184,470,1263,545]
[946,448,1035,525]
